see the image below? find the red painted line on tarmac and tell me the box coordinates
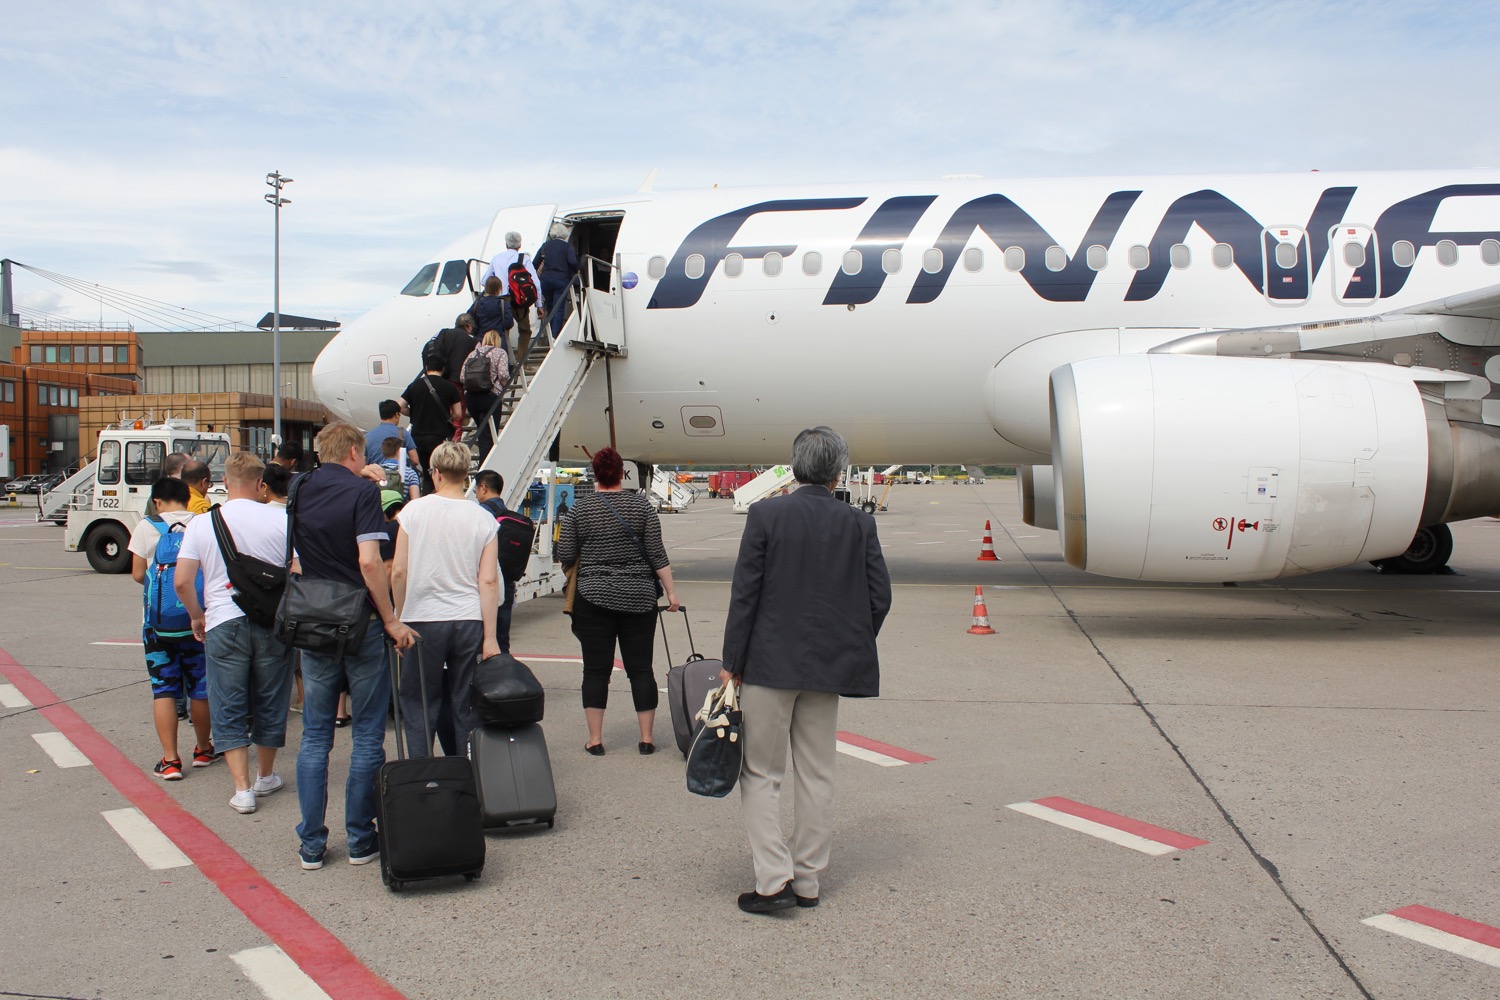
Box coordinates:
[1031,797,1209,851]
[835,730,935,764]
[1389,905,1500,949]
[0,645,405,1000]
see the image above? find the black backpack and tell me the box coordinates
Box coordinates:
[481,498,534,582]
[421,332,446,373]
[461,348,493,392]
[507,255,538,309]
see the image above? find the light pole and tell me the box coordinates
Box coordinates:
[264,171,293,447]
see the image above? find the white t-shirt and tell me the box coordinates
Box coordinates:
[396,495,497,623]
[128,510,196,562]
[178,498,289,633]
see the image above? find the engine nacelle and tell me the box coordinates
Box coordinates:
[1049,355,1432,581]
[1017,465,1057,531]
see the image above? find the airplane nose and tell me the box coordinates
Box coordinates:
[312,338,353,423]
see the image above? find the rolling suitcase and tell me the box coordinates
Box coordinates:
[469,723,557,829]
[376,641,486,891]
[661,606,724,758]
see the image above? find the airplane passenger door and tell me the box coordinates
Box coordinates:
[1262,226,1311,304]
[583,254,626,350]
[1329,225,1379,303]
[478,204,559,271]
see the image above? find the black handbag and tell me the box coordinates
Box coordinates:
[209,506,287,628]
[685,682,743,798]
[274,475,373,660]
[471,653,545,728]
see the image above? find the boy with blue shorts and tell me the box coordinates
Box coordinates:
[128,477,214,779]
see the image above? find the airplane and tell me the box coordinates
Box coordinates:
[311,169,1500,583]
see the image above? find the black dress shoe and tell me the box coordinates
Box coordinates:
[794,894,819,908]
[584,742,605,756]
[737,885,797,913]
[638,741,656,755]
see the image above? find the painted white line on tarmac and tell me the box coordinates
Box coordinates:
[91,640,144,647]
[32,731,91,768]
[230,944,334,1000]
[101,807,193,870]
[0,683,32,708]
[1364,906,1500,968]
[1006,798,1209,856]
[836,742,907,767]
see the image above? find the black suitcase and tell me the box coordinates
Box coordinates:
[471,653,545,728]
[376,641,485,891]
[660,606,724,758]
[469,723,557,829]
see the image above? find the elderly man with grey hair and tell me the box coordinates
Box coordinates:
[481,230,543,361]
[720,425,892,913]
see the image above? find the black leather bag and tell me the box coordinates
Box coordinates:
[685,683,743,798]
[274,476,373,660]
[471,653,545,728]
[209,507,286,628]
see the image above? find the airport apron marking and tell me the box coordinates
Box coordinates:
[92,639,144,646]
[521,653,626,670]
[0,683,32,708]
[1362,905,1500,969]
[835,731,935,766]
[32,731,91,768]
[1007,797,1209,856]
[102,807,193,870]
[231,944,335,1000]
[0,646,406,1000]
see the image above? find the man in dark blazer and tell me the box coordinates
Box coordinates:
[721,426,892,913]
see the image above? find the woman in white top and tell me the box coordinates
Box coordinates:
[391,441,500,755]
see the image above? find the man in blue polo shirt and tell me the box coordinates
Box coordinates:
[364,400,420,467]
[290,421,417,871]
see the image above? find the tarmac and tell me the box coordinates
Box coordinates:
[0,480,1497,999]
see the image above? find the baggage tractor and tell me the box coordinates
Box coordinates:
[471,653,545,728]
[469,723,557,829]
[660,606,723,758]
[376,641,486,891]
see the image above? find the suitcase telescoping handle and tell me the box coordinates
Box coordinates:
[656,605,704,664]
[386,636,433,762]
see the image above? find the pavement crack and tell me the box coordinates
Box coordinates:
[1062,607,1376,1000]
[0,676,148,724]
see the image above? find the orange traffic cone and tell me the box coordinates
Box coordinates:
[977,520,1000,561]
[967,586,996,635]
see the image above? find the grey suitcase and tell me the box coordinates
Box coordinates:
[469,723,557,829]
[660,607,723,758]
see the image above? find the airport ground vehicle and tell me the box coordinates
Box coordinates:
[707,470,756,498]
[51,417,230,574]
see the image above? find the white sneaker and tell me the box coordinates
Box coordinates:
[230,789,258,814]
[253,772,284,797]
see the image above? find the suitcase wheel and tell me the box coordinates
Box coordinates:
[546,819,555,829]
[388,879,405,893]
[464,871,481,882]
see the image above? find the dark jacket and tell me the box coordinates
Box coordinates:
[431,327,477,381]
[471,295,507,337]
[535,238,580,284]
[722,484,891,697]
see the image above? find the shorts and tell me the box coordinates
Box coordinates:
[143,624,208,701]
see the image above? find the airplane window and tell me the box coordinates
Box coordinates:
[801,252,820,276]
[1212,243,1234,269]
[882,249,902,275]
[842,250,862,276]
[400,263,439,297]
[725,253,744,278]
[1169,244,1191,270]
[1003,247,1024,272]
[1086,245,1107,271]
[1392,240,1416,267]
[685,254,706,279]
[763,252,783,277]
[922,248,943,273]
[1128,245,1150,270]
[1483,240,1500,266]
[964,247,984,272]
[1343,242,1366,268]
[372,359,385,377]
[647,256,667,279]
[436,260,468,295]
[1274,242,1298,269]
[1045,246,1067,272]
[1436,240,1459,266]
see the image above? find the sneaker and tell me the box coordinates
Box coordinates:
[229,789,258,814]
[191,744,220,768]
[348,848,379,866]
[153,757,183,781]
[299,849,324,871]
[252,772,284,797]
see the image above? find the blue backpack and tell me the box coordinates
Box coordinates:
[144,517,202,640]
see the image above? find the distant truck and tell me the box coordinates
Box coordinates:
[58,417,230,574]
[707,470,756,498]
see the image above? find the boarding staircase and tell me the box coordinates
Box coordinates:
[37,459,97,524]
[649,466,695,512]
[731,463,797,512]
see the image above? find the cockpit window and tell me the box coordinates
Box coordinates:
[437,260,468,295]
[400,263,440,296]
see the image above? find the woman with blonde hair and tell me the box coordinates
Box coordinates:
[463,329,510,463]
[391,441,500,755]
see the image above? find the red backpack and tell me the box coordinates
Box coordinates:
[507,254,538,309]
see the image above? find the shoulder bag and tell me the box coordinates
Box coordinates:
[686,682,742,798]
[598,494,665,599]
[274,475,374,661]
[210,506,287,628]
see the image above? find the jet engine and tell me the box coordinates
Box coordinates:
[1048,354,1456,582]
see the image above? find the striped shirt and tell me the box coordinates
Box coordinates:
[556,490,668,613]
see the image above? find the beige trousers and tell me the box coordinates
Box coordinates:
[738,683,840,897]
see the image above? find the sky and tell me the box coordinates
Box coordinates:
[4,0,1498,331]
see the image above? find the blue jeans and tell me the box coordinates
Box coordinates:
[541,278,572,337]
[204,617,293,753]
[402,621,483,757]
[296,625,390,861]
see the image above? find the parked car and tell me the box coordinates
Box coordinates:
[5,474,49,494]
